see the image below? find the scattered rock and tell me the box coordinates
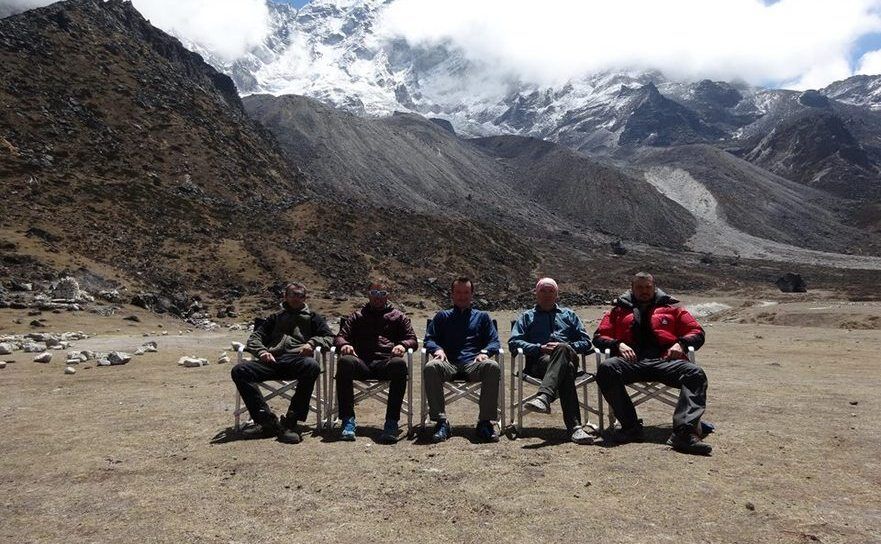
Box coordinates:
[849,401,859,406]
[0,362,6,369]
[745,502,755,511]
[123,315,141,322]
[64,366,76,375]
[610,240,627,255]
[134,347,146,356]
[29,320,45,328]
[33,352,52,363]
[217,352,230,364]
[775,273,807,293]
[178,356,208,368]
[97,359,111,366]
[0,343,13,355]
[107,351,132,365]
[52,277,84,301]
[22,342,47,353]
[141,341,158,352]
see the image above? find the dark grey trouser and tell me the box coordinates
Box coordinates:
[526,344,581,430]
[596,356,707,432]
[336,355,408,422]
[423,357,500,422]
[231,353,320,424]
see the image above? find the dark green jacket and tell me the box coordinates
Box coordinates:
[246,303,334,358]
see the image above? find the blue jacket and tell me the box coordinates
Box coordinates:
[424,306,500,366]
[508,305,592,359]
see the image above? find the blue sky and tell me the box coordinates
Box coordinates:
[277,0,310,7]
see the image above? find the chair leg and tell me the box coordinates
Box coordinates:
[498,353,505,430]
[516,353,523,434]
[407,352,414,437]
[234,390,242,431]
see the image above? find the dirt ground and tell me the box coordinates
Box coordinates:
[1,290,880,544]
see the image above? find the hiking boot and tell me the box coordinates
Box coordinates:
[524,394,551,414]
[278,415,302,444]
[340,416,356,441]
[432,419,451,443]
[475,420,499,443]
[605,421,644,444]
[569,426,593,445]
[380,419,399,444]
[667,429,712,456]
[241,416,281,439]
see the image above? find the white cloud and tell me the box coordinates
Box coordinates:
[858,49,881,75]
[0,0,271,61]
[378,0,881,89]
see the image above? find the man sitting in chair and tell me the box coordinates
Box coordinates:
[423,276,501,443]
[334,281,418,443]
[593,272,712,455]
[231,282,334,444]
[509,277,594,444]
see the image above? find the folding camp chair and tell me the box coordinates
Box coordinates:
[231,342,326,431]
[597,346,695,430]
[419,319,506,433]
[326,346,416,436]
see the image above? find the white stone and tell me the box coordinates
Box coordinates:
[107,352,132,365]
[33,352,52,363]
[0,362,6,369]
[134,348,146,356]
[231,341,244,351]
[141,341,158,352]
[52,277,82,301]
[217,352,230,364]
[178,356,208,368]
[0,343,13,355]
[97,359,111,366]
[64,366,76,375]
[22,342,47,353]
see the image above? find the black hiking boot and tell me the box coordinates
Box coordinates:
[667,429,713,456]
[278,414,302,444]
[241,415,281,439]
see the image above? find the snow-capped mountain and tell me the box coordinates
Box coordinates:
[177,0,881,198]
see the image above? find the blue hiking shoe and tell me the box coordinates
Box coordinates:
[432,419,451,443]
[380,419,399,444]
[476,420,499,443]
[340,416,356,441]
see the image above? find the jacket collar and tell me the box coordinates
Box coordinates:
[615,288,678,308]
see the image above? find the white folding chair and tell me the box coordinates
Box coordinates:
[419,319,506,433]
[508,344,601,436]
[326,346,416,436]
[596,346,695,430]
[232,343,326,431]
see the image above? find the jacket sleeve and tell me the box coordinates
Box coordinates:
[423,312,442,355]
[246,314,275,357]
[482,313,500,356]
[592,309,621,354]
[308,312,335,350]
[567,311,593,354]
[333,313,356,350]
[508,313,541,357]
[397,313,419,351]
[674,308,705,350]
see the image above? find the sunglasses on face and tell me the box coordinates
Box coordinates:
[369,289,388,297]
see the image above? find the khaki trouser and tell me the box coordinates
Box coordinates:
[423,357,500,422]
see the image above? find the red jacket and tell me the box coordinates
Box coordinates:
[334,303,418,363]
[593,289,704,359]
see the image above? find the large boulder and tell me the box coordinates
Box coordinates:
[52,277,83,301]
[34,352,52,363]
[775,273,807,293]
[107,351,132,365]
[0,343,13,355]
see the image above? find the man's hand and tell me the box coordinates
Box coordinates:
[299,344,314,357]
[259,352,276,364]
[664,342,684,361]
[540,342,560,354]
[474,353,489,363]
[432,349,448,362]
[391,344,405,357]
[618,342,636,363]
[340,344,356,356]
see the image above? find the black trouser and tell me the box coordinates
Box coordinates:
[231,353,320,424]
[596,356,707,432]
[526,344,581,431]
[336,355,408,422]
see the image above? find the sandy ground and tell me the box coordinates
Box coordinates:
[1,291,880,544]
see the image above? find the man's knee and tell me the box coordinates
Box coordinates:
[386,357,408,379]
[424,359,444,378]
[300,357,320,378]
[481,358,500,378]
[552,343,576,357]
[596,357,622,384]
[231,362,250,383]
[681,364,707,386]
[336,355,358,380]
